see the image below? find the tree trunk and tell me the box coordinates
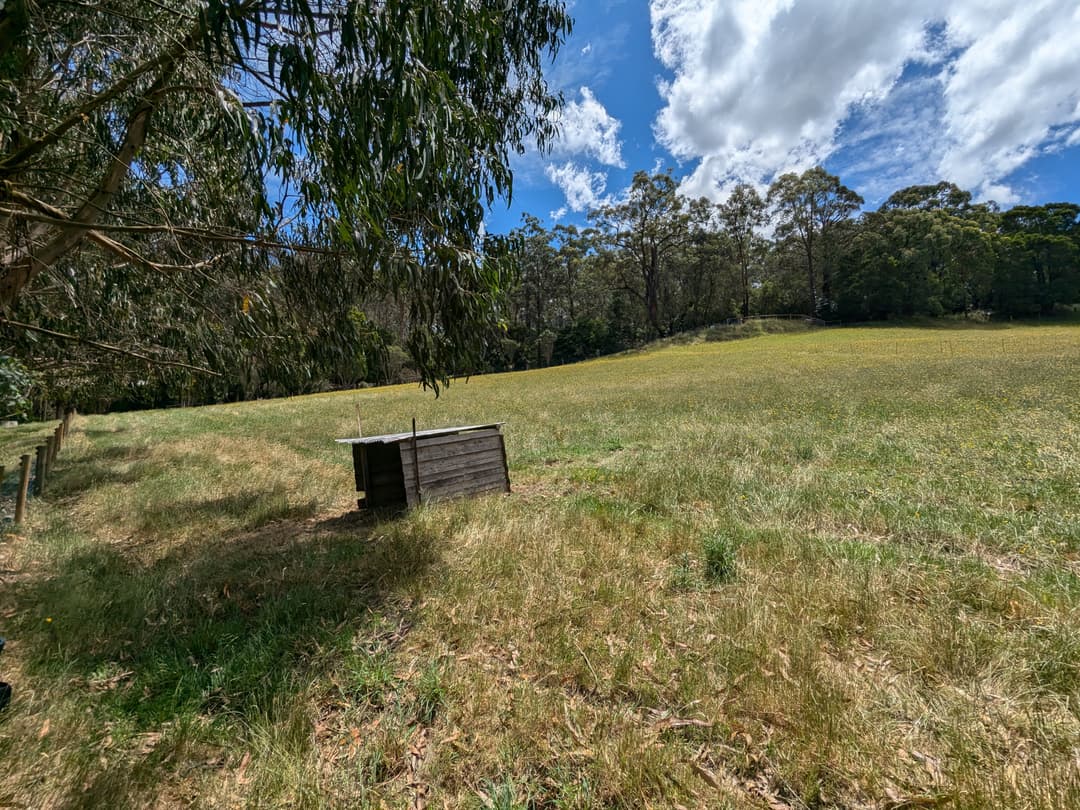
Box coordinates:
[740,241,750,318]
[821,258,832,311]
[645,244,661,335]
[0,54,181,309]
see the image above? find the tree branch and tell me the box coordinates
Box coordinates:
[0,30,195,175]
[0,207,346,257]
[3,188,231,275]
[0,318,221,376]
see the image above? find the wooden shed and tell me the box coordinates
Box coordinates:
[337,423,510,510]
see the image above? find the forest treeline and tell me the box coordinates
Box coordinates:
[2,3,1078,418]
[496,168,1080,370]
[4,168,1079,417]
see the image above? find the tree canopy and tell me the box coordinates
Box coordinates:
[590,171,709,336]
[0,0,572,390]
[497,170,1079,376]
[768,167,863,315]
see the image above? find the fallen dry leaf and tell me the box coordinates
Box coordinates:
[654,715,713,732]
[407,728,431,810]
[691,761,723,790]
[236,751,252,785]
[136,732,162,756]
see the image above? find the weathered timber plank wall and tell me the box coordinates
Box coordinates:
[399,427,509,507]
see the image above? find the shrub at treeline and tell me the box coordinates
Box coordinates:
[499,170,1080,370]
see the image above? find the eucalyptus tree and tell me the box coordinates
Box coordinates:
[507,214,560,365]
[838,208,995,319]
[996,203,1080,315]
[999,203,1080,237]
[0,0,572,390]
[717,183,767,317]
[552,223,597,323]
[768,166,862,315]
[589,170,707,336]
[880,182,974,215]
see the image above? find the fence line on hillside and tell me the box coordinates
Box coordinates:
[717,314,830,326]
[4,410,74,526]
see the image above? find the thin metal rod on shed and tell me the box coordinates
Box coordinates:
[411,417,422,505]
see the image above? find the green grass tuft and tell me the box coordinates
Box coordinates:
[702,530,738,584]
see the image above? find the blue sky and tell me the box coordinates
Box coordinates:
[487,0,1080,235]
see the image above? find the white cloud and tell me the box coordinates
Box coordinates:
[545,161,610,212]
[549,206,569,222]
[552,87,626,168]
[980,183,1020,206]
[935,1,1080,199]
[650,0,1080,203]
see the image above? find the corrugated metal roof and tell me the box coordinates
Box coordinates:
[335,423,504,446]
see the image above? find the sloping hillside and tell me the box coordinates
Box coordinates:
[2,324,1078,808]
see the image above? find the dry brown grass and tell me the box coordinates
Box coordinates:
[1,323,1078,808]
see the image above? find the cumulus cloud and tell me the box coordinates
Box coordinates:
[552,86,626,168]
[545,162,610,212]
[512,83,625,219]
[650,0,1080,203]
[936,1,1080,196]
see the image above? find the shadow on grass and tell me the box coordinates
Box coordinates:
[134,488,322,539]
[1,503,438,804]
[45,445,159,493]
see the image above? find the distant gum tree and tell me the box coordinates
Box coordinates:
[880,181,974,215]
[768,166,863,316]
[0,0,572,387]
[717,182,767,318]
[590,170,708,336]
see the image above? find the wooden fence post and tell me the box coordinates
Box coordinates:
[15,454,31,524]
[45,435,56,477]
[34,444,47,495]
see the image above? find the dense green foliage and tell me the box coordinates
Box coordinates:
[501,173,1080,368]
[0,0,571,410]
[0,353,31,420]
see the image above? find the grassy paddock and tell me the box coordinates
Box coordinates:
[1,324,1078,808]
